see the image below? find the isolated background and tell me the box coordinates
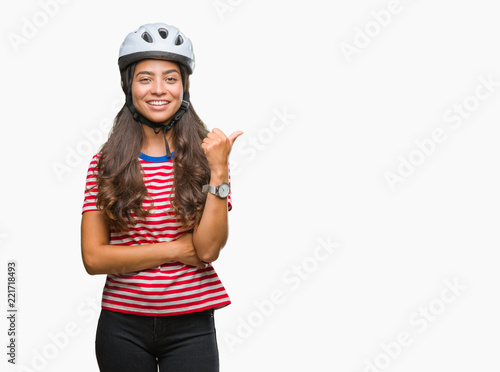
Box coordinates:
[1,0,499,371]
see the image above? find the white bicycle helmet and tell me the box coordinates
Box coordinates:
[118,23,195,74]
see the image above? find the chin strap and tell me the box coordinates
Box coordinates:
[125,63,190,159]
[147,96,189,158]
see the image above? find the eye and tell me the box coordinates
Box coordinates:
[166,77,177,83]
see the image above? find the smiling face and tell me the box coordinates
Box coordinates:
[131,59,184,125]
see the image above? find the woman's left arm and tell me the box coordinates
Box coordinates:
[193,128,243,262]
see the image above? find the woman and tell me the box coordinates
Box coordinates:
[81,23,242,372]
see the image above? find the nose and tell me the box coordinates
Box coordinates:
[151,79,166,96]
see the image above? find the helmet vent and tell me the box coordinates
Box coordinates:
[175,35,184,45]
[141,32,153,43]
[158,28,168,39]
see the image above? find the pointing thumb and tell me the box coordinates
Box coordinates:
[228,131,244,146]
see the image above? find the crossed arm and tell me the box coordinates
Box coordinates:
[80,128,242,276]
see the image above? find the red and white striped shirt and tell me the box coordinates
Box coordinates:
[82,152,231,316]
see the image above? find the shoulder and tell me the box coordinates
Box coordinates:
[86,152,103,173]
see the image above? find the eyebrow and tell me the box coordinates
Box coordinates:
[135,69,180,78]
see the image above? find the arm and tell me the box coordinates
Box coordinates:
[193,128,243,262]
[81,210,205,275]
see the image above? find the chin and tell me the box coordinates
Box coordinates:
[143,114,172,124]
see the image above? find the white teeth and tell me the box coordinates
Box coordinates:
[149,101,169,106]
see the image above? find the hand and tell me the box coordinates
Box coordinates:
[171,233,206,269]
[201,129,243,173]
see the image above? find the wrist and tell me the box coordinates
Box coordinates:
[159,241,178,262]
[209,169,228,184]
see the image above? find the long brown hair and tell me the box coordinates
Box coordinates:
[95,62,210,231]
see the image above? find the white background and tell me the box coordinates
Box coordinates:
[1,0,499,371]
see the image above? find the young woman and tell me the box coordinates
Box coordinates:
[81,23,242,372]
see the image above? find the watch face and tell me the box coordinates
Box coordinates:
[218,183,230,198]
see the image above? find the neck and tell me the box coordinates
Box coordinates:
[141,124,174,156]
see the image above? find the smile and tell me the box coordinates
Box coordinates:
[147,100,170,106]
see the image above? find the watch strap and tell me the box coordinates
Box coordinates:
[202,184,216,195]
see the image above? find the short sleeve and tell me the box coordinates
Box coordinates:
[82,154,101,214]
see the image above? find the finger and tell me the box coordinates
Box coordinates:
[211,128,225,138]
[194,261,206,269]
[202,135,216,146]
[228,131,244,146]
[193,262,205,269]
[206,131,219,140]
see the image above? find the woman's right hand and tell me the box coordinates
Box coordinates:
[171,233,206,269]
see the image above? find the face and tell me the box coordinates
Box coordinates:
[131,59,184,125]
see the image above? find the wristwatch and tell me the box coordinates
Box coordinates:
[202,182,230,199]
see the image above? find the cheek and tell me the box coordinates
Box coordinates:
[173,84,184,99]
[131,85,143,105]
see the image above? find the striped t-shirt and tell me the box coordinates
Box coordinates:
[82,152,231,316]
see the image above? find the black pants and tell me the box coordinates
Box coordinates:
[95,308,219,372]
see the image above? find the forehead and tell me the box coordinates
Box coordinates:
[135,59,181,72]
